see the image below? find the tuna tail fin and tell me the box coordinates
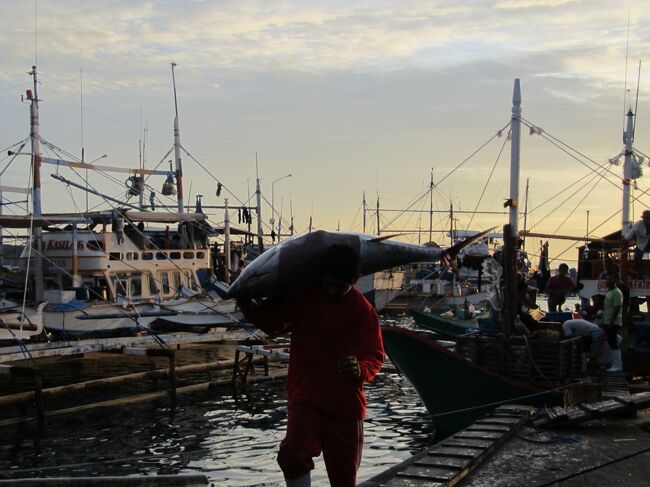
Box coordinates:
[444,227,498,259]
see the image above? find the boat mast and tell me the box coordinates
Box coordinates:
[621,108,635,230]
[522,177,530,250]
[429,169,434,243]
[255,153,264,252]
[376,196,380,236]
[29,65,44,303]
[362,191,367,234]
[171,62,184,213]
[224,198,231,283]
[509,79,521,234]
[504,78,522,336]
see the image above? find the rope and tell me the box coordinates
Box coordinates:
[465,131,509,231]
[428,381,584,419]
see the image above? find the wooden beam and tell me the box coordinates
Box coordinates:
[0,368,288,427]
[519,230,622,245]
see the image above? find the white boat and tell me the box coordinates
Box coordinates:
[0,302,46,341]
[1,65,243,337]
[356,270,405,311]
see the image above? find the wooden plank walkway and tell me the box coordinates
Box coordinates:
[359,405,536,487]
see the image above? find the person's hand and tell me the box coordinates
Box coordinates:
[337,356,361,381]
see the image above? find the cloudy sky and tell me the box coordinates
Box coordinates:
[1,0,649,264]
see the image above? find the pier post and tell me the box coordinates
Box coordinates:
[146,349,177,401]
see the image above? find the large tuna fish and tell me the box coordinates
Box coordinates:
[228,229,495,299]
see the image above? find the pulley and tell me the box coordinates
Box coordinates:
[162,161,177,196]
[125,175,144,196]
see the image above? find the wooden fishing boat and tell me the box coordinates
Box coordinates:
[382,325,579,437]
[0,302,46,342]
[383,80,588,438]
[409,307,485,337]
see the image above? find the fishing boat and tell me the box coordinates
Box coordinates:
[356,269,405,312]
[0,302,46,342]
[0,65,244,337]
[382,326,574,436]
[409,307,486,337]
[383,80,587,437]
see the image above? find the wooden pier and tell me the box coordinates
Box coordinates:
[0,329,252,363]
[0,335,289,428]
[360,405,536,486]
[362,389,650,487]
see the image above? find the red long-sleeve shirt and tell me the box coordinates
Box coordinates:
[239,287,384,420]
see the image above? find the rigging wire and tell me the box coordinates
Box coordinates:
[550,167,608,235]
[465,131,509,231]
[531,165,609,232]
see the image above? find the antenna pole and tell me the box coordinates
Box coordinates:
[171,62,184,213]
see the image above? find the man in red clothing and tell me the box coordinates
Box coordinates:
[237,245,384,487]
[544,263,575,312]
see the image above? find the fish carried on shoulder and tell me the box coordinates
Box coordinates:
[228,229,495,299]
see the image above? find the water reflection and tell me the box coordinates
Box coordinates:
[0,331,434,485]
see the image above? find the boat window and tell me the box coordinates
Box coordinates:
[185,272,200,291]
[113,279,128,297]
[196,251,205,259]
[131,275,142,297]
[109,252,122,261]
[148,273,159,295]
[142,252,153,261]
[172,271,181,291]
[160,272,170,294]
[170,251,181,260]
[183,251,194,259]
[126,252,139,261]
[156,252,167,260]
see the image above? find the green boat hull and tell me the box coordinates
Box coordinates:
[410,308,481,337]
[382,326,563,437]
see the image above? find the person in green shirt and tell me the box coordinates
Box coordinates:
[603,272,624,372]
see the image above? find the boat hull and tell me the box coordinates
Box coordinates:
[44,302,158,336]
[409,308,480,337]
[381,326,563,437]
[154,298,243,327]
[0,303,45,341]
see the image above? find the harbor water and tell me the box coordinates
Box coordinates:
[0,316,434,486]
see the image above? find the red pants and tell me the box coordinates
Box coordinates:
[278,404,364,487]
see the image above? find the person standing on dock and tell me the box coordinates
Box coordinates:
[544,263,575,312]
[237,244,385,487]
[623,209,650,273]
[603,272,624,372]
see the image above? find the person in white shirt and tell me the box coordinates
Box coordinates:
[623,210,650,268]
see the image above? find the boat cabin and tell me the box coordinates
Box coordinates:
[19,210,211,303]
[577,229,650,299]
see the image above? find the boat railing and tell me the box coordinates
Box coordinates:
[456,333,583,382]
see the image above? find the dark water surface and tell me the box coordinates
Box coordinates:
[0,319,434,485]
